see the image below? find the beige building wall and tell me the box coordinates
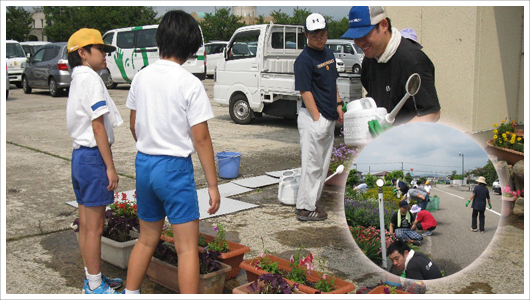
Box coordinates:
[385,6,524,133]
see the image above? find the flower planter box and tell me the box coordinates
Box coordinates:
[239,255,355,294]
[146,257,231,294]
[232,281,305,294]
[75,232,137,269]
[501,195,518,217]
[368,285,409,294]
[161,233,250,280]
[486,138,524,165]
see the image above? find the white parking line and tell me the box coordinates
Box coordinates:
[432,187,501,216]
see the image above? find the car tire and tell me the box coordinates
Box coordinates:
[15,82,23,88]
[352,64,361,74]
[229,94,253,124]
[22,76,32,94]
[105,73,118,89]
[49,77,61,97]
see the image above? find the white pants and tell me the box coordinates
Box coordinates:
[296,108,335,211]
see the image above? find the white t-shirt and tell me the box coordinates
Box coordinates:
[66,66,118,149]
[126,59,214,157]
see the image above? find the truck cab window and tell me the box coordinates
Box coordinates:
[228,30,259,60]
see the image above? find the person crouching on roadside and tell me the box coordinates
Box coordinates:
[410,204,437,236]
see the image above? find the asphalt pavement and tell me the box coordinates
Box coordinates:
[3,80,526,296]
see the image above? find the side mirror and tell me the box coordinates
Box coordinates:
[27,53,31,59]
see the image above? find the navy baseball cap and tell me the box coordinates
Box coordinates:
[342,6,387,39]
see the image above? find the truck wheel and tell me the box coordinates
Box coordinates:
[229,94,253,124]
[352,64,361,74]
[22,76,32,94]
[105,72,118,89]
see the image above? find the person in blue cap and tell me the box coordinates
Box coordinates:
[342,6,441,125]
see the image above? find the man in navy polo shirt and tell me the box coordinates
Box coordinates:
[294,13,344,222]
[342,6,441,125]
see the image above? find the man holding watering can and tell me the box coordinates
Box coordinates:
[342,6,441,125]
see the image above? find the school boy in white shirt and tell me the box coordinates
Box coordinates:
[123,10,221,294]
[66,28,124,294]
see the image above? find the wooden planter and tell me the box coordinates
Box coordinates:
[232,281,305,294]
[368,285,409,294]
[486,139,524,165]
[161,233,250,280]
[146,257,231,294]
[239,255,355,294]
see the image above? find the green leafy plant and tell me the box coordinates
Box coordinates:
[285,245,308,284]
[313,258,335,292]
[491,119,524,152]
[248,273,299,294]
[250,238,282,275]
[207,223,229,253]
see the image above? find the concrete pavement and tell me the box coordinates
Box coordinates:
[3,81,526,296]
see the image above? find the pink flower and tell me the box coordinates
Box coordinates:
[290,255,294,263]
[213,225,218,233]
[321,274,326,280]
[259,252,266,258]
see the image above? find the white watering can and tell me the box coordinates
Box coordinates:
[277,168,301,205]
[343,73,422,146]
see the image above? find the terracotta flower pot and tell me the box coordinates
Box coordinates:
[501,195,518,217]
[239,255,355,294]
[368,285,409,294]
[161,233,250,280]
[232,281,305,294]
[486,138,524,165]
[146,257,231,294]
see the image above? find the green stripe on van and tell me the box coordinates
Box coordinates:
[197,55,205,61]
[132,26,143,31]
[140,48,149,67]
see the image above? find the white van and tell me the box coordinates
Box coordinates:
[102,24,206,87]
[20,41,50,57]
[325,39,364,74]
[205,41,228,78]
[6,40,27,88]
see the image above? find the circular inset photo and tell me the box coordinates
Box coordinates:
[344,122,503,284]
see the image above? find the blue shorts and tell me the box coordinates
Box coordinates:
[135,152,199,224]
[72,146,114,207]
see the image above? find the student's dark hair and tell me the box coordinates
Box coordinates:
[400,184,409,194]
[67,45,93,69]
[157,10,202,62]
[387,240,410,257]
[375,17,392,33]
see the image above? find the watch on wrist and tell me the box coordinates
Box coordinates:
[337,101,344,107]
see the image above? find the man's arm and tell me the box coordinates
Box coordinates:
[336,85,344,124]
[300,91,320,121]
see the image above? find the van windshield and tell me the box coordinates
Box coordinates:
[6,43,25,58]
[353,44,364,54]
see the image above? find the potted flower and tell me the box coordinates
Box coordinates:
[72,191,139,269]
[145,240,232,294]
[240,244,355,294]
[486,119,524,165]
[327,141,357,187]
[500,185,524,217]
[232,273,303,294]
[161,222,250,280]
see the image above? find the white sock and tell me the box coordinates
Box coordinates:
[84,267,89,278]
[87,272,102,290]
[124,288,141,294]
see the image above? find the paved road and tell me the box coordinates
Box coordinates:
[427,185,501,276]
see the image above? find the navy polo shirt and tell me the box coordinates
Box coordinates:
[294,46,339,121]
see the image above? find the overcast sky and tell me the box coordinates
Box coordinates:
[352,123,491,177]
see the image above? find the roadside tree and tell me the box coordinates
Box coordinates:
[200,7,245,42]
[6,6,33,41]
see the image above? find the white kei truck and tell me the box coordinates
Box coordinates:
[213,23,362,124]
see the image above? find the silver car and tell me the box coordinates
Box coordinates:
[326,39,364,74]
[22,42,111,97]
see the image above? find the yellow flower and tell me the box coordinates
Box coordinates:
[494,123,498,127]
[493,129,498,134]
[502,120,505,123]
[493,135,498,139]
[510,140,515,144]
[502,133,507,138]
[517,137,521,141]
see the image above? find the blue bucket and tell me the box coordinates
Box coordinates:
[216,151,242,179]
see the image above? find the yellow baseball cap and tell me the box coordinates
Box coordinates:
[67,28,116,53]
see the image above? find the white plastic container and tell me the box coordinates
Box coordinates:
[344,97,388,146]
[278,169,301,205]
